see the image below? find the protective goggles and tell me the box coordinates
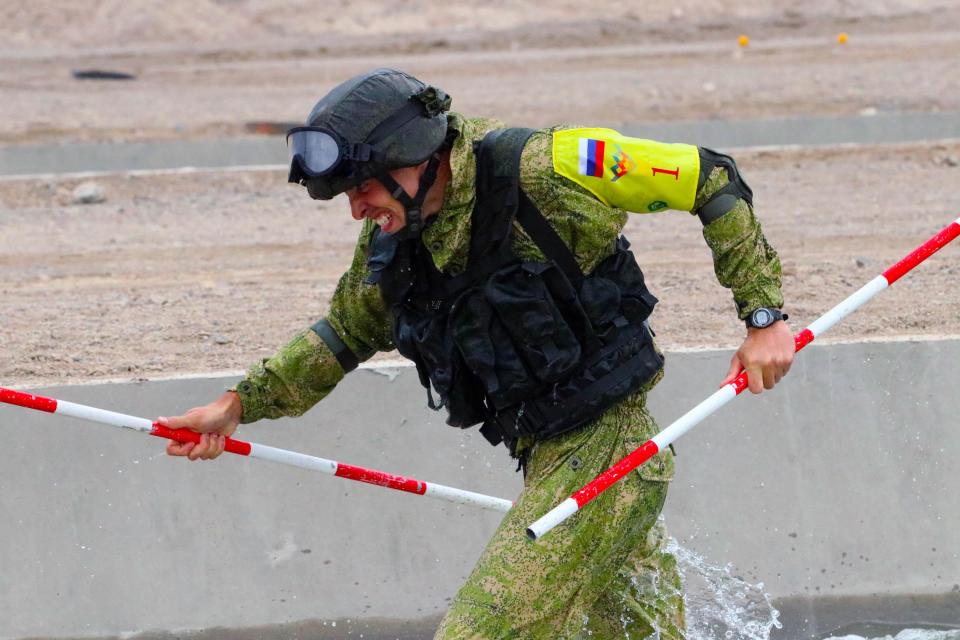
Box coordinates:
[286,126,373,184]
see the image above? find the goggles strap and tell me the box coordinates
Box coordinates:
[343,143,372,162]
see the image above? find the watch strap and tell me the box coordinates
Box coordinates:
[745,307,788,329]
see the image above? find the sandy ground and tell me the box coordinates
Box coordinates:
[4,3,960,145]
[2,2,960,387]
[3,141,959,387]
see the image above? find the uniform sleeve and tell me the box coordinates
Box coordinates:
[232,219,394,423]
[695,166,783,319]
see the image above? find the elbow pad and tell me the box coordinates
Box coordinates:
[695,147,754,225]
[310,318,359,373]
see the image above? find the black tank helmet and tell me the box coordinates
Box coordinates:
[287,68,452,237]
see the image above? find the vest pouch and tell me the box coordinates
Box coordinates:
[393,314,427,366]
[394,314,453,404]
[443,351,490,429]
[578,275,623,341]
[593,240,658,325]
[485,262,582,387]
[451,288,540,407]
[395,307,492,429]
[492,322,663,440]
[450,262,584,411]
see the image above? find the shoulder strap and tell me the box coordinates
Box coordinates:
[470,127,535,261]
[515,191,584,285]
[473,128,584,284]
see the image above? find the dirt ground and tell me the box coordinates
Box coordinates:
[2,1,960,387]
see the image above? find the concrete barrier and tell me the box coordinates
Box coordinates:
[1,339,957,639]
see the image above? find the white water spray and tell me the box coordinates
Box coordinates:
[826,631,960,640]
[668,538,782,640]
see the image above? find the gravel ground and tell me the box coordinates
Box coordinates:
[2,2,959,387]
[2,140,958,387]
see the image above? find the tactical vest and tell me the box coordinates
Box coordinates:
[366,128,664,454]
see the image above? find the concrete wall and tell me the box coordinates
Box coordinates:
[1,339,957,639]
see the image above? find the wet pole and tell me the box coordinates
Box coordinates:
[527,216,960,540]
[0,388,513,512]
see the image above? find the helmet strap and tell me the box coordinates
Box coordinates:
[376,149,444,241]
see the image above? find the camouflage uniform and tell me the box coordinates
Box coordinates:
[234,113,783,639]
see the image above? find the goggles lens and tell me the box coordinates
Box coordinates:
[286,127,342,180]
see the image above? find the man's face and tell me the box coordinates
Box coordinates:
[345,164,423,234]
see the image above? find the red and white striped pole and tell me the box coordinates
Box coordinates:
[527,216,960,540]
[0,388,513,513]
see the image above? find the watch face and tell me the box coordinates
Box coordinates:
[753,309,772,327]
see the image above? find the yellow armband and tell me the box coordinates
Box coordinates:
[552,128,700,213]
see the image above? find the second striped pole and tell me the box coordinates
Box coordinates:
[527,216,960,540]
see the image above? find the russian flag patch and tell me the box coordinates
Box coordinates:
[578,138,605,178]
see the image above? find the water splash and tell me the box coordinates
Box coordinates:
[576,536,954,640]
[667,538,782,640]
[825,631,960,640]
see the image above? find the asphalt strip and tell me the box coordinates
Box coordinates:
[2,111,960,179]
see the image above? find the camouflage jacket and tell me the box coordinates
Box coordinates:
[234,113,782,423]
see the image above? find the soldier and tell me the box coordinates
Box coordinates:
[160,68,794,639]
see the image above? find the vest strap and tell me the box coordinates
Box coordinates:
[515,191,585,285]
[472,128,585,287]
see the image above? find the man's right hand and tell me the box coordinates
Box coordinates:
[159,391,243,461]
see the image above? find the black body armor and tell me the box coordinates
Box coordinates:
[366,128,664,453]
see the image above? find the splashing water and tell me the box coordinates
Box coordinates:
[575,532,955,640]
[667,538,782,640]
[663,540,958,640]
[825,632,960,640]
[574,533,778,639]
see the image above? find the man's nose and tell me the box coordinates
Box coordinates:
[347,193,365,220]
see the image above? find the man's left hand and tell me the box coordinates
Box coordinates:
[720,321,795,394]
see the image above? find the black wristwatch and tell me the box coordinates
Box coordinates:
[745,307,788,329]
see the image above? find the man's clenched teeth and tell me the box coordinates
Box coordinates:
[374,212,392,227]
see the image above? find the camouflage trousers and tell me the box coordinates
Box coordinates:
[435,391,686,639]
